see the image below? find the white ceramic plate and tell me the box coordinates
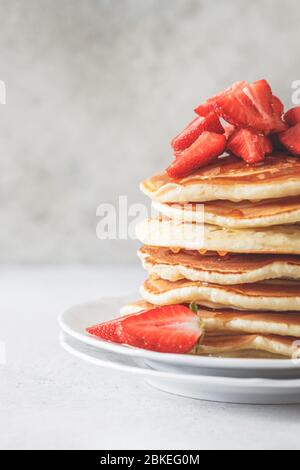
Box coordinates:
[58,297,300,379]
[60,332,300,404]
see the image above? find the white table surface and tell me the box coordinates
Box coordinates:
[1,265,300,450]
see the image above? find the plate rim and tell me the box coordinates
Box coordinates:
[58,297,300,371]
[60,332,300,390]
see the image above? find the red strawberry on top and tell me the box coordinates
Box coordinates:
[171,112,224,153]
[223,123,236,140]
[194,81,248,117]
[279,122,300,155]
[263,135,273,154]
[168,79,291,174]
[245,81,287,132]
[86,305,204,354]
[284,107,300,126]
[215,80,286,133]
[167,131,226,179]
[272,95,285,117]
[227,128,272,164]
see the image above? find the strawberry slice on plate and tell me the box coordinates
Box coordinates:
[194,81,247,117]
[284,107,300,126]
[167,131,226,178]
[227,128,272,164]
[86,305,204,354]
[171,112,224,152]
[86,313,133,343]
[279,122,300,155]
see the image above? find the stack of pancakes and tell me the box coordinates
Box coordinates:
[124,154,300,358]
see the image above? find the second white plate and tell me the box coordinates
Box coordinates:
[60,332,300,405]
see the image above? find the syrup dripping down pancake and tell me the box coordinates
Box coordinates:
[141,276,300,312]
[138,246,300,284]
[152,196,300,229]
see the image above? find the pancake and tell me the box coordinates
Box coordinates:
[152,196,300,229]
[141,154,300,203]
[120,300,300,338]
[141,276,300,312]
[196,334,299,358]
[138,246,300,284]
[136,218,300,255]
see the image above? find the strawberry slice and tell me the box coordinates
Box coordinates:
[284,107,300,126]
[173,150,183,159]
[272,95,287,132]
[215,91,259,129]
[243,81,286,132]
[194,81,247,117]
[167,131,226,178]
[279,122,300,155]
[272,95,284,117]
[86,313,134,343]
[263,135,273,154]
[86,305,204,354]
[227,128,271,164]
[223,123,236,140]
[171,112,224,152]
[215,80,286,133]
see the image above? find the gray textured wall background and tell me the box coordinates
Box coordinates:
[1,0,300,264]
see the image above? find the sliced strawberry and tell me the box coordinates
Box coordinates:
[279,122,300,155]
[86,313,134,343]
[263,135,273,154]
[86,305,204,354]
[167,131,226,178]
[245,80,273,120]
[171,112,224,152]
[196,82,248,117]
[121,305,203,353]
[223,123,236,140]
[174,150,183,159]
[244,81,285,131]
[227,128,270,164]
[215,88,264,131]
[215,80,286,133]
[194,81,247,117]
[272,95,284,117]
[284,107,300,126]
[271,95,287,132]
[272,115,288,133]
